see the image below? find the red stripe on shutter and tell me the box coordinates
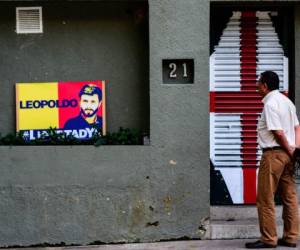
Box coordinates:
[210,91,263,113]
[243,168,257,204]
[210,92,216,112]
[240,11,257,203]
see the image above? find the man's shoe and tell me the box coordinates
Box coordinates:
[245,240,276,248]
[277,239,297,248]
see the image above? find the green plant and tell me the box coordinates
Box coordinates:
[94,127,142,146]
[0,127,146,146]
[0,132,26,145]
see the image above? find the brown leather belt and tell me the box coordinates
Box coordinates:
[262,146,283,153]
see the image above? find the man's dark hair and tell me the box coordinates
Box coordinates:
[260,71,279,91]
[79,84,102,101]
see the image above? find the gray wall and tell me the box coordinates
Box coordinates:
[0,0,210,246]
[0,1,149,135]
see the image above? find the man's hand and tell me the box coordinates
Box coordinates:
[295,125,300,147]
[272,130,294,158]
[288,145,296,158]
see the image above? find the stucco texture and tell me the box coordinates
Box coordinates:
[0,0,210,246]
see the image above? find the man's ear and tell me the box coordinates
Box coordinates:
[261,82,268,91]
[98,101,102,108]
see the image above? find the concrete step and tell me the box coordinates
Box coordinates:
[210,219,283,239]
[210,205,284,220]
[209,206,300,239]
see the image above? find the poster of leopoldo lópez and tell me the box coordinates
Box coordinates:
[16,80,106,141]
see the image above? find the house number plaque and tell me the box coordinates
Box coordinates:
[163,59,194,84]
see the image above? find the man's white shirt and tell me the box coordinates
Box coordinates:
[257,90,299,148]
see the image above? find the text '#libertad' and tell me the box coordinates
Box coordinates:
[19,99,78,109]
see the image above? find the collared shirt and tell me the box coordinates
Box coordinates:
[257,90,299,148]
[64,114,102,130]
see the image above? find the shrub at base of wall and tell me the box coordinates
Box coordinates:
[0,127,146,146]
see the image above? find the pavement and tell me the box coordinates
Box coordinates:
[3,240,300,250]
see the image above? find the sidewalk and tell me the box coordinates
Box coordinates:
[4,240,299,250]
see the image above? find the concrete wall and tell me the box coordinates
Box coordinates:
[0,0,210,246]
[0,1,149,135]
[2,0,300,246]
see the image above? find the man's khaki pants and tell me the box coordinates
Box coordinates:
[257,149,299,245]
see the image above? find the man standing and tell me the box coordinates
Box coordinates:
[245,71,300,248]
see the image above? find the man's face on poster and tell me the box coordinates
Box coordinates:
[80,94,101,118]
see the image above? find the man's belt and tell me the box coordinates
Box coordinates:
[262,146,283,153]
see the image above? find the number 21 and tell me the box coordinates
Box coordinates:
[169,63,188,78]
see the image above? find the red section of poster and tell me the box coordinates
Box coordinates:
[58,81,104,129]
